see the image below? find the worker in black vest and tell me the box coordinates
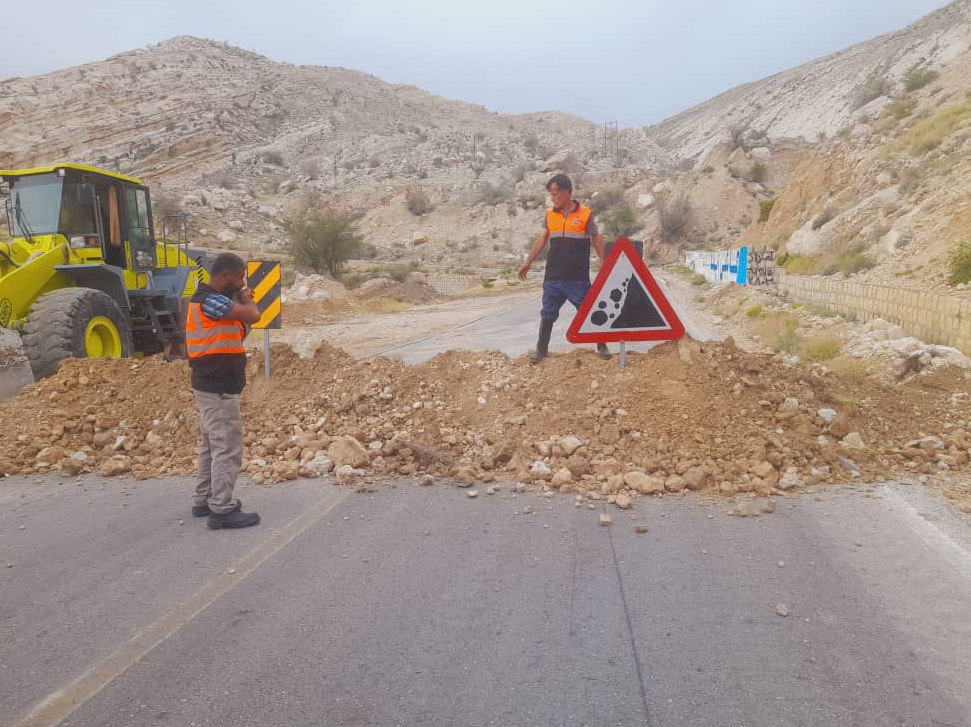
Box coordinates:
[519,174,610,362]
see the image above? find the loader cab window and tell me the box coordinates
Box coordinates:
[96,183,125,267]
[124,187,151,247]
[10,174,63,237]
[59,180,100,239]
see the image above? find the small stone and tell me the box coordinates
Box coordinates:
[855,540,863,547]
[841,432,866,450]
[775,603,789,617]
[761,500,777,514]
[467,490,479,498]
[615,493,632,510]
[635,524,649,534]
[558,435,583,456]
[227,568,237,575]
[599,513,612,526]
[477,396,487,406]
[817,408,838,424]
[777,560,785,568]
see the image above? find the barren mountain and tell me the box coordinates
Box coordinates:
[649,0,971,160]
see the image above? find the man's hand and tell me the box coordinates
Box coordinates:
[237,287,254,305]
[518,263,531,282]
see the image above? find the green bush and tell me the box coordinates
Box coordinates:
[758,198,776,223]
[800,336,842,362]
[690,274,707,286]
[818,248,876,276]
[601,205,642,237]
[947,241,971,285]
[745,305,765,318]
[782,254,817,275]
[284,209,362,277]
[747,163,767,182]
[904,67,939,92]
[405,186,433,215]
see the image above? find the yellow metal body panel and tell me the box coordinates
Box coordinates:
[0,163,142,185]
[0,242,71,326]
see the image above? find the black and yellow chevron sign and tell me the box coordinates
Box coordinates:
[246,261,282,330]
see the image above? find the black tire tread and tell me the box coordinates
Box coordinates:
[21,288,133,379]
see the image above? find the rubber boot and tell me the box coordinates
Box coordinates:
[529,319,554,363]
[596,343,611,359]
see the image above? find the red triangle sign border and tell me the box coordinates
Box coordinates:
[566,236,686,343]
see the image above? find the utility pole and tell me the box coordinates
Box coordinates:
[604,121,619,158]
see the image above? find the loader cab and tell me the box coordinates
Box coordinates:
[1,164,157,271]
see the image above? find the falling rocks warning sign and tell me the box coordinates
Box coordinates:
[567,237,685,344]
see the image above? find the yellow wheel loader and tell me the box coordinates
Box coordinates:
[0,163,210,391]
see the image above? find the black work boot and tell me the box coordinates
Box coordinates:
[596,343,611,359]
[529,319,554,363]
[192,500,241,518]
[208,509,260,530]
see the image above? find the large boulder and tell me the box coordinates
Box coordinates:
[328,436,369,469]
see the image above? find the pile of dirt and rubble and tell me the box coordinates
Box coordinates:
[1,338,970,510]
[352,275,442,304]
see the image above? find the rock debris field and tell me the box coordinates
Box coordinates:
[2,338,971,513]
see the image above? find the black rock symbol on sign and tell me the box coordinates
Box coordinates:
[588,276,664,329]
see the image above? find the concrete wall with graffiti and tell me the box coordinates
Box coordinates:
[684,246,777,286]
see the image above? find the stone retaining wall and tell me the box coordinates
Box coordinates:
[778,272,971,354]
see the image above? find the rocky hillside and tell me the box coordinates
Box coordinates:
[0,36,676,267]
[649,0,971,160]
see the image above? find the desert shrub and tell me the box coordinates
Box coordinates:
[656,193,692,241]
[300,159,321,180]
[474,181,510,206]
[904,67,939,92]
[818,247,875,276]
[728,124,747,150]
[745,305,765,318]
[405,186,434,215]
[261,150,285,166]
[882,96,971,158]
[758,199,776,223]
[601,205,642,237]
[781,254,816,275]
[800,336,842,362]
[812,206,836,230]
[690,274,707,286]
[589,187,625,214]
[853,73,892,109]
[754,313,801,353]
[284,209,362,277]
[747,162,767,182]
[947,240,971,285]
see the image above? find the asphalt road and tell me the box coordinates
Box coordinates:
[2,474,971,727]
[371,277,714,364]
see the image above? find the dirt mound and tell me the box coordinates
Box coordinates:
[2,338,970,506]
[354,277,442,304]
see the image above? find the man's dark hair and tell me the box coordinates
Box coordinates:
[545,174,573,193]
[211,252,247,277]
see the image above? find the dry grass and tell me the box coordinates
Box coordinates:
[800,336,842,362]
[752,312,801,354]
[882,96,971,158]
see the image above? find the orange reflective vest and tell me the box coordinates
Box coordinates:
[545,203,593,242]
[545,202,594,282]
[184,301,245,358]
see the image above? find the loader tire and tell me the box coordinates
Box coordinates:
[22,288,133,379]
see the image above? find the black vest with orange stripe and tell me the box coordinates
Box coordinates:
[186,284,247,395]
[545,203,593,282]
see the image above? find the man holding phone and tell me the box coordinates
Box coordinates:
[185,252,262,530]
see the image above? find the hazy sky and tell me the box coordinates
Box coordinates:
[2,0,949,126]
